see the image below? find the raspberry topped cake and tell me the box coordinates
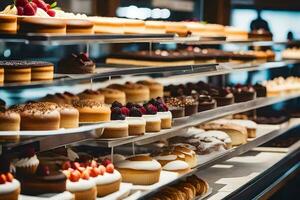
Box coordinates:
[101,103,129,138]
[148,97,172,129]
[142,102,162,132]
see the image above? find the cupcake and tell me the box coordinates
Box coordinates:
[165,97,185,118]
[210,87,234,106]
[192,91,216,112]
[181,96,199,116]
[253,83,267,97]
[14,147,39,177]
[232,85,256,102]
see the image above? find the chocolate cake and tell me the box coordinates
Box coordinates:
[232,85,256,102]
[57,53,95,74]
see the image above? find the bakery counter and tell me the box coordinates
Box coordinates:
[136,122,300,199]
[86,93,300,148]
[198,148,300,200]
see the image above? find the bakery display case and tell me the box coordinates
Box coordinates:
[0,1,300,200]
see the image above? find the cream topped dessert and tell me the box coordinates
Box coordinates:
[115,155,162,185]
[14,147,39,176]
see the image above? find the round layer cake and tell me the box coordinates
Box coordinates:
[30,61,54,81]
[0,14,17,34]
[98,88,126,105]
[0,109,20,142]
[56,104,79,129]
[20,164,67,195]
[108,83,150,103]
[19,102,60,131]
[72,99,111,123]
[18,17,66,34]
[115,155,161,185]
[0,61,32,83]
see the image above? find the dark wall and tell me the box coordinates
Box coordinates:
[233,0,300,10]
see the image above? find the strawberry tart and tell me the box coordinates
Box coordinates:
[62,159,121,198]
[92,159,121,197]
[63,166,97,200]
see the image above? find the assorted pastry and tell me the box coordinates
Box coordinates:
[262,76,300,96]
[281,47,300,60]
[150,175,209,200]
